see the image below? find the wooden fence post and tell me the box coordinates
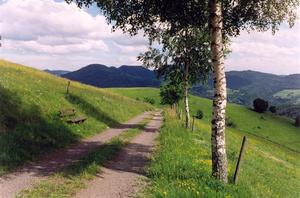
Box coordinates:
[192,116,195,131]
[234,136,248,184]
[66,81,70,94]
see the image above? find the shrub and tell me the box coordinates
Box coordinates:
[135,97,140,101]
[143,97,155,105]
[253,98,269,113]
[226,116,236,128]
[295,116,300,127]
[160,83,183,106]
[195,110,204,119]
[269,106,277,113]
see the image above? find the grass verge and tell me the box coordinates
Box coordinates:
[142,109,300,198]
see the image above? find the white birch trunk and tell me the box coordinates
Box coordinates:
[184,63,190,128]
[209,0,228,183]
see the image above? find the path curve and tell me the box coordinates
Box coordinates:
[74,111,163,198]
[0,111,152,198]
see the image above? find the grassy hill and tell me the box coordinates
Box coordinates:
[0,60,152,174]
[110,87,300,197]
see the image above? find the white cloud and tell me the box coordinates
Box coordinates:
[0,0,147,70]
[0,0,299,74]
[225,22,300,74]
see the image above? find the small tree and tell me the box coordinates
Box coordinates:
[253,98,269,113]
[139,28,211,129]
[195,110,204,119]
[160,82,184,107]
[269,106,277,113]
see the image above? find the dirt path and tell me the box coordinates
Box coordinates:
[74,111,163,198]
[0,111,153,198]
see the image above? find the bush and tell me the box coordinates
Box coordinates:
[253,98,269,113]
[226,116,236,128]
[143,97,155,105]
[269,106,277,113]
[295,116,300,127]
[195,110,204,119]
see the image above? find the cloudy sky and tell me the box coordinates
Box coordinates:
[0,0,299,75]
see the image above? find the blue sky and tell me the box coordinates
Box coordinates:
[0,0,299,74]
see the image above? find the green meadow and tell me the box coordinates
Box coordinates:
[110,87,300,197]
[0,60,152,174]
[0,61,299,197]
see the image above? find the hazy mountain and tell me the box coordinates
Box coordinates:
[61,64,299,112]
[62,64,160,88]
[44,69,70,76]
[191,70,300,106]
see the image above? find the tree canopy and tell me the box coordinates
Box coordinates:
[66,0,299,37]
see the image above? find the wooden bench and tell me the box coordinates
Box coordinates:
[59,108,76,117]
[66,116,87,124]
[58,108,86,124]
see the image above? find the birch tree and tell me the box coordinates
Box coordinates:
[138,28,211,128]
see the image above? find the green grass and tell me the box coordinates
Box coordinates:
[110,87,300,197]
[273,89,300,104]
[110,88,161,106]
[0,60,152,174]
[110,87,300,152]
[18,118,150,198]
[143,109,300,198]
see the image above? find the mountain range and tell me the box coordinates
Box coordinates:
[46,64,299,117]
[61,64,160,88]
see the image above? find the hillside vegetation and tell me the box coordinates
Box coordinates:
[110,88,300,152]
[0,60,152,174]
[62,64,300,108]
[110,87,300,197]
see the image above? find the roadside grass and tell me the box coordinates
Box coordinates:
[143,109,300,198]
[17,118,151,198]
[0,60,152,174]
[110,88,300,152]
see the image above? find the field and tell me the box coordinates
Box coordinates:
[274,89,300,104]
[110,87,300,197]
[1,61,299,197]
[0,60,152,174]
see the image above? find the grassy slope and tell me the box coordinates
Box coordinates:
[110,87,300,152]
[110,88,300,197]
[0,60,152,174]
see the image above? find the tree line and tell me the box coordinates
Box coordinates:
[66,0,299,183]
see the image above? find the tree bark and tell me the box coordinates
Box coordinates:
[209,0,228,183]
[184,62,190,128]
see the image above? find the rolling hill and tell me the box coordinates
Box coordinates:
[62,64,160,87]
[60,64,299,117]
[191,70,300,106]
[0,59,299,197]
[0,60,152,174]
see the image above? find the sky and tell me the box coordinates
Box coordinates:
[0,0,299,75]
